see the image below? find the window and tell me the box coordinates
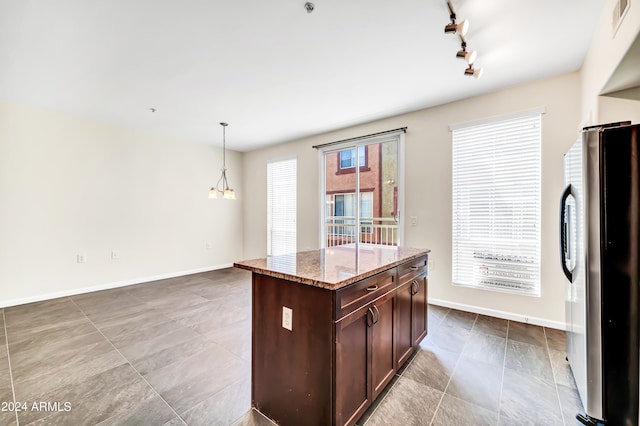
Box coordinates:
[319,129,404,248]
[334,193,350,217]
[333,193,352,236]
[267,158,297,256]
[451,110,542,296]
[327,192,373,236]
[359,192,373,234]
[339,146,366,169]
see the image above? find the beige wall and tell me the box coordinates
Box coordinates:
[581,0,640,124]
[243,73,581,327]
[243,142,319,259]
[598,95,640,125]
[0,99,244,306]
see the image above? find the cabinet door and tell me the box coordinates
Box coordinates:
[396,280,413,367]
[335,304,371,426]
[371,290,396,399]
[411,275,428,346]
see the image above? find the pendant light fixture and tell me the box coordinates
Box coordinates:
[209,122,236,200]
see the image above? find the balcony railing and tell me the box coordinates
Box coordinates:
[325,216,398,247]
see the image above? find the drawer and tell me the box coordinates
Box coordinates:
[335,269,395,321]
[397,255,428,284]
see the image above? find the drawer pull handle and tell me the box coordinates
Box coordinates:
[367,307,375,327]
[366,285,378,292]
[410,280,419,295]
[409,266,419,271]
[369,305,380,325]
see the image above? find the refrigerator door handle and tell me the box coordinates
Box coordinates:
[560,184,574,282]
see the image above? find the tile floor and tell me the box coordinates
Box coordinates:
[0,268,583,425]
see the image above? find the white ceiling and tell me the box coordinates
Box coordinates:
[0,0,604,151]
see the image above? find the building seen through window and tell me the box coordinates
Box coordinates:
[324,142,399,247]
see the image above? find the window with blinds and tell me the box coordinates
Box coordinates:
[451,111,542,296]
[267,158,297,256]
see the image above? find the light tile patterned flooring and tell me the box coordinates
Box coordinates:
[0,268,583,425]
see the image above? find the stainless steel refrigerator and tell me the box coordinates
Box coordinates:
[561,121,639,425]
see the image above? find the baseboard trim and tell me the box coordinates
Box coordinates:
[429,298,566,330]
[0,263,234,308]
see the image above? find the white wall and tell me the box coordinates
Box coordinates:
[243,73,581,327]
[0,99,243,307]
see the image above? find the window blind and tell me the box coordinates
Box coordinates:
[452,113,541,296]
[267,158,297,256]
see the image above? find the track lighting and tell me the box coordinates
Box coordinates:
[445,1,483,79]
[456,42,477,65]
[464,65,483,79]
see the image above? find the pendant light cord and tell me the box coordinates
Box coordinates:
[217,122,230,192]
[222,123,226,170]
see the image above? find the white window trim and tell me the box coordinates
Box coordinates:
[449,106,546,131]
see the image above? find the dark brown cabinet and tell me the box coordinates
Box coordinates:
[396,255,428,368]
[370,290,396,399]
[396,279,415,366]
[411,274,428,346]
[396,274,428,365]
[249,253,428,426]
[335,270,396,426]
[335,303,370,426]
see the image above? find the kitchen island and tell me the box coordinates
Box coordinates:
[234,244,430,426]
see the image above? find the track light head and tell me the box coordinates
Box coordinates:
[456,43,477,65]
[464,65,483,79]
[445,18,468,36]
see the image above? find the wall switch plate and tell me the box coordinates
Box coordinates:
[205,242,213,249]
[282,306,293,331]
[410,216,418,227]
[111,250,120,260]
[77,254,86,264]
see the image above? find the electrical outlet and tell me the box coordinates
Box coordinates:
[205,242,213,250]
[282,306,293,331]
[111,250,120,260]
[410,216,418,227]
[77,254,86,264]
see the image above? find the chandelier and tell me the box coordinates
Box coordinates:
[209,122,236,200]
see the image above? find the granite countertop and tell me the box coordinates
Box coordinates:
[233,244,430,290]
